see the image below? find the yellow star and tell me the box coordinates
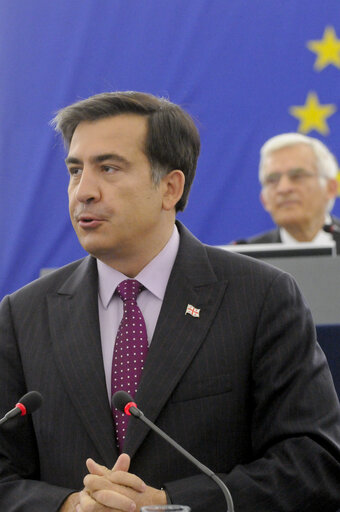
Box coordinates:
[307,26,340,71]
[289,92,336,135]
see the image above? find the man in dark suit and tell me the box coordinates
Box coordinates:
[234,133,340,252]
[0,93,340,512]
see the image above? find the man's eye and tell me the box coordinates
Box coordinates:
[265,174,280,185]
[102,166,117,173]
[290,169,306,180]
[68,168,82,176]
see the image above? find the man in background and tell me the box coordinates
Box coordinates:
[0,93,339,512]
[235,133,340,250]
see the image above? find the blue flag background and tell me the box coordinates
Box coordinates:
[1,1,340,298]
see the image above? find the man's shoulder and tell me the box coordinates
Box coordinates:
[172,222,290,301]
[6,256,92,304]
[178,229,286,289]
[203,241,283,277]
[177,221,283,277]
[240,228,280,244]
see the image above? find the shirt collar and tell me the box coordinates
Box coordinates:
[97,225,180,309]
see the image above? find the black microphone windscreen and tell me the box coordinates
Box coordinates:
[324,223,340,235]
[112,391,133,412]
[19,391,43,414]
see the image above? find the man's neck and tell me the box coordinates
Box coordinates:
[283,216,327,242]
[97,221,176,278]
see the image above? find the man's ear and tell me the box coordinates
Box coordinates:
[326,177,338,199]
[161,170,185,211]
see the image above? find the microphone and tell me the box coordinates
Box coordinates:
[0,391,43,426]
[323,224,340,235]
[112,390,235,512]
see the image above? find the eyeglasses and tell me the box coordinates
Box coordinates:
[262,168,320,188]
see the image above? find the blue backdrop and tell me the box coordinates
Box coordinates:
[1,1,340,298]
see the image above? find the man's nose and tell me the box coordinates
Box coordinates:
[75,168,100,203]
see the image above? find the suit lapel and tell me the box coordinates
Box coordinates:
[47,256,117,467]
[125,224,228,458]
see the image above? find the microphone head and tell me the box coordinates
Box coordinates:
[324,223,340,235]
[18,391,43,414]
[112,391,134,412]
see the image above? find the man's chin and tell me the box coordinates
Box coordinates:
[273,210,302,227]
[277,217,306,230]
[83,244,110,257]
[77,236,112,259]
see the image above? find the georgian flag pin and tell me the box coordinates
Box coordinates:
[185,304,200,318]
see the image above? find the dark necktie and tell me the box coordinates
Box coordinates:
[111,279,148,451]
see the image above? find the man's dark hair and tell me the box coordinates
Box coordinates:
[51,91,200,211]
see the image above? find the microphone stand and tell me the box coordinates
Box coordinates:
[129,405,235,512]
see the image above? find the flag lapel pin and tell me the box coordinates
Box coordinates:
[185,304,200,318]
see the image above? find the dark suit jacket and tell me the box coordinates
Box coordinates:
[237,215,340,253]
[0,222,340,512]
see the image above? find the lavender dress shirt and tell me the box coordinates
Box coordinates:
[97,225,180,401]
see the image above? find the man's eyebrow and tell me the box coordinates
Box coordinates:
[92,153,129,164]
[65,156,81,165]
[65,153,129,165]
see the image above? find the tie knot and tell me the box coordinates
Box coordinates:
[116,279,143,302]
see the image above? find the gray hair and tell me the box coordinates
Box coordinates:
[259,133,338,211]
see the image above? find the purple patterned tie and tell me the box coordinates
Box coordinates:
[111,279,148,452]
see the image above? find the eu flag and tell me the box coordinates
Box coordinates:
[1,0,340,297]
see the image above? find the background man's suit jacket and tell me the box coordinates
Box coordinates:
[0,222,340,512]
[239,215,340,253]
